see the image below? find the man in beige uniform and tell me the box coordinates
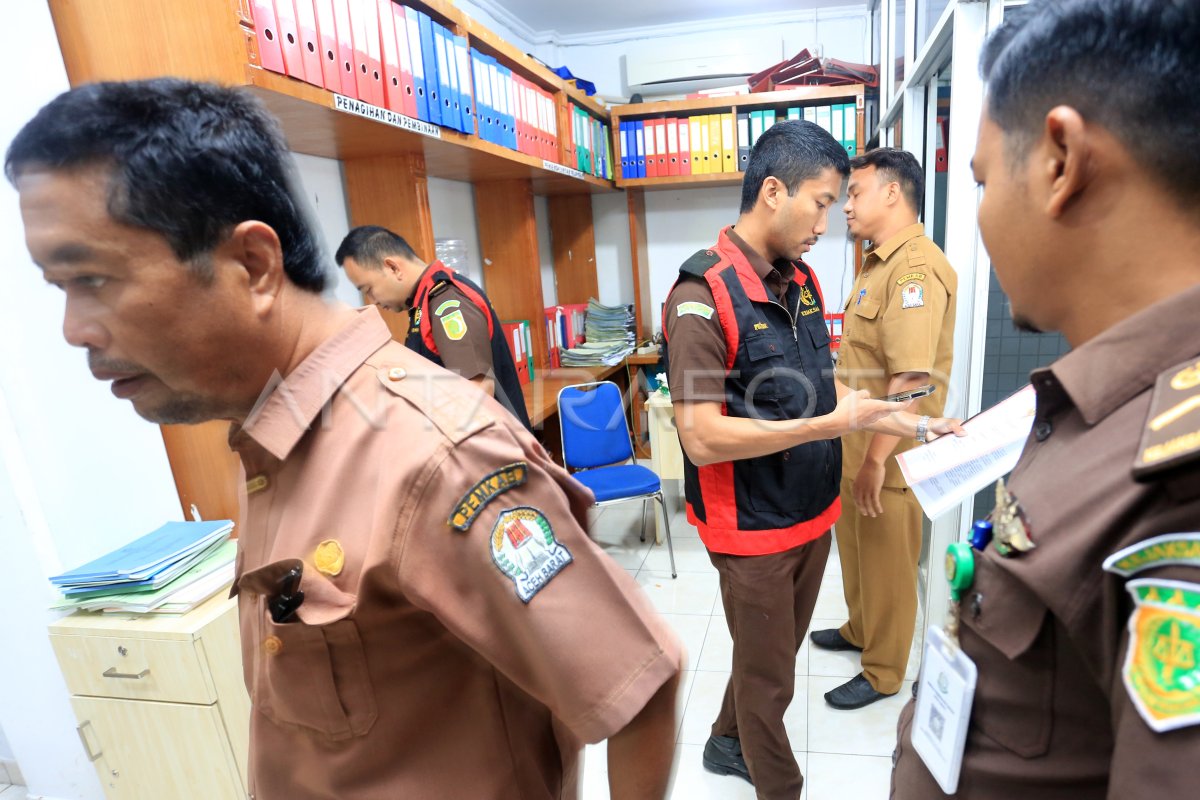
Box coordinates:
[812,148,957,710]
[10,78,681,799]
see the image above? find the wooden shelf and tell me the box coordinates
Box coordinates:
[617,172,744,190]
[611,85,864,118]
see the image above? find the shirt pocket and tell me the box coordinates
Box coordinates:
[239,559,378,741]
[848,297,882,352]
[958,556,1054,758]
[742,332,798,405]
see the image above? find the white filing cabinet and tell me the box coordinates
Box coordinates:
[646,392,685,543]
[48,593,249,800]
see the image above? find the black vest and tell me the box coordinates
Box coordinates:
[665,242,841,553]
[406,265,532,431]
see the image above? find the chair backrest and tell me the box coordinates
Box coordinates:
[557,381,634,470]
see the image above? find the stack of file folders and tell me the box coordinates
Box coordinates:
[49,520,237,615]
[560,299,636,367]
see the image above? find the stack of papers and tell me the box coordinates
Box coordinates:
[561,299,637,367]
[49,520,236,615]
[896,385,1038,519]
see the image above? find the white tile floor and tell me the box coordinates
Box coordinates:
[581,496,918,800]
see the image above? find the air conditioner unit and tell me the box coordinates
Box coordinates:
[625,39,783,94]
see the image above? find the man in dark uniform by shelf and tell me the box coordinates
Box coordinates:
[336,224,532,430]
[663,119,963,799]
[9,77,682,799]
[891,1,1200,797]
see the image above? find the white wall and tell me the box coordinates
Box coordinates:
[428,177,487,287]
[0,6,183,799]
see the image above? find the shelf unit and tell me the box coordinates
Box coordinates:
[46,0,622,522]
[610,85,867,339]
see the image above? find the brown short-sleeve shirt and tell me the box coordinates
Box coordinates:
[664,227,793,403]
[892,282,1200,800]
[836,223,957,485]
[230,307,681,799]
[427,282,494,381]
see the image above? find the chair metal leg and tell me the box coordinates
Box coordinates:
[639,497,649,542]
[654,490,677,578]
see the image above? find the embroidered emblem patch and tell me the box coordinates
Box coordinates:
[490,506,572,603]
[901,282,925,309]
[753,321,769,331]
[897,271,926,285]
[677,301,715,320]
[1123,578,1200,732]
[435,299,461,317]
[1104,533,1200,577]
[439,310,468,341]
[800,286,816,306]
[449,462,529,531]
[314,540,345,577]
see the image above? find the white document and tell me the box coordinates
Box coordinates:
[898,385,1036,518]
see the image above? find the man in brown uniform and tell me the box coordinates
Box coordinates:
[336,224,532,430]
[891,0,1200,796]
[812,148,957,710]
[9,78,682,799]
[663,121,963,799]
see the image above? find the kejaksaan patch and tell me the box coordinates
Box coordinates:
[490,507,572,603]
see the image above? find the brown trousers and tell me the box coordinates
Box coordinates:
[835,477,922,694]
[709,532,831,800]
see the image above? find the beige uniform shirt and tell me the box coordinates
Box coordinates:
[836,223,957,486]
[229,307,681,800]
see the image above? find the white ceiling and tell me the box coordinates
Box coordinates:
[480,0,863,37]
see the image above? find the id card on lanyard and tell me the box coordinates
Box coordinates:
[912,625,978,794]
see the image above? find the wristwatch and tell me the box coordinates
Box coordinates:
[916,415,932,444]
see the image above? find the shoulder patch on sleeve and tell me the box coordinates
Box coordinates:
[680,248,721,277]
[490,506,572,603]
[896,271,927,285]
[449,462,528,531]
[1104,533,1200,576]
[434,298,462,317]
[676,301,715,319]
[1134,358,1200,481]
[1122,578,1200,732]
[901,282,925,309]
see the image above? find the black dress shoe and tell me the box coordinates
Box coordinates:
[702,735,752,784]
[810,628,863,652]
[824,673,896,710]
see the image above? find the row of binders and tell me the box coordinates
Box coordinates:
[251,0,476,133]
[544,303,588,369]
[567,104,613,180]
[618,103,859,179]
[249,1,565,158]
[501,320,535,385]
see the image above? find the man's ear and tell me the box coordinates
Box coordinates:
[760,176,784,211]
[885,180,902,207]
[226,221,285,317]
[1042,105,1091,219]
[382,256,406,281]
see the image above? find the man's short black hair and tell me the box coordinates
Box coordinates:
[981,0,1200,207]
[334,225,419,269]
[5,78,327,292]
[740,120,850,214]
[850,147,924,212]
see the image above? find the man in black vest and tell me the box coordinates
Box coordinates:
[663,120,962,798]
[336,225,531,430]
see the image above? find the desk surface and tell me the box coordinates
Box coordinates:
[523,363,624,427]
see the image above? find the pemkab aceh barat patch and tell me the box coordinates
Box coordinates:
[489,506,572,603]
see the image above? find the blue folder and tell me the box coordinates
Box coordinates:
[454,35,475,135]
[50,520,233,585]
[417,12,442,127]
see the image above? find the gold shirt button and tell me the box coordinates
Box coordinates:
[264,635,283,655]
[388,367,407,381]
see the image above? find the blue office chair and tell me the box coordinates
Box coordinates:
[558,381,677,578]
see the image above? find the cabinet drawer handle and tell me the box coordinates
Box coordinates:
[77,721,103,762]
[102,667,150,680]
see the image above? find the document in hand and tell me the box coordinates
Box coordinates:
[896,385,1037,519]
